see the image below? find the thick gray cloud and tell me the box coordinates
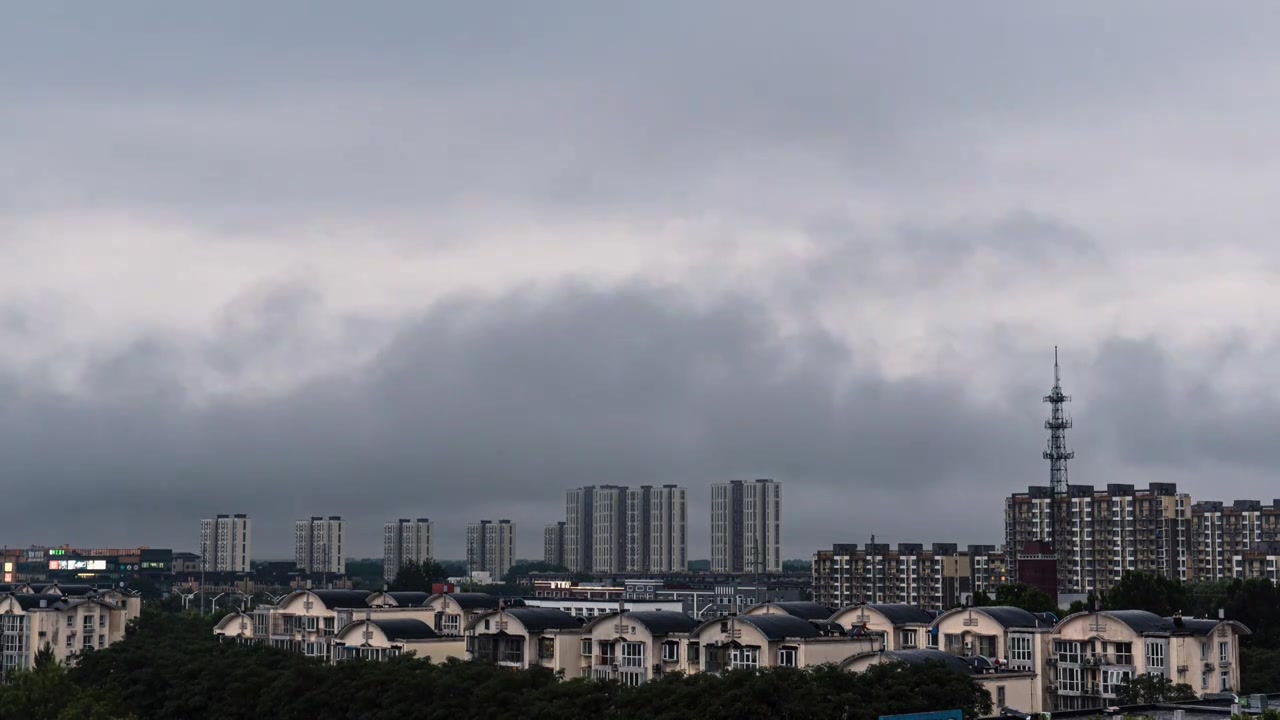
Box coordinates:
[3,3,1280,559]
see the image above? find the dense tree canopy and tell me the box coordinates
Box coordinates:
[1113,673,1197,704]
[0,611,996,720]
[388,560,450,592]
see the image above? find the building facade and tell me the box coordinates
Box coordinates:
[564,485,687,575]
[295,516,345,576]
[811,542,1006,611]
[466,520,515,581]
[199,514,251,573]
[383,518,433,582]
[1006,483,1190,595]
[710,479,781,574]
[544,522,566,568]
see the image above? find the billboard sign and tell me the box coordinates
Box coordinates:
[48,559,108,571]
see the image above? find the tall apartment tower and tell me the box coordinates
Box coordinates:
[295,516,346,575]
[199,514,251,573]
[711,479,782,574]
[544,522,567,568]
[649,485,688,573]
[383,518,433,582]
[467,519,515,580]
[565,485,688,574]
[1005,482,1190,595]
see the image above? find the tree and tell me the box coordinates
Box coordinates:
[388,559,450,591]
[972,584,1056,614]
[1114,673,1197,704]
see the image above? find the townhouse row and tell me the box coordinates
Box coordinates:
[0,583,143,680]
[214,590,1248,715]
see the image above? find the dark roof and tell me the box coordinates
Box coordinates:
[736,614,822,641]
[977,606,1046,629]
[368,619,439,640]
[448,593,500,610]
[1100,611,1242,637]
[308,590,373,609]
[765,602,835,621]
[866,604,935,626]
[626,611,701,635]
[385,592,430,606]
[11,594,69,610]
[879,649,978,675]
[506,607,583,632]
[39,584,96,596]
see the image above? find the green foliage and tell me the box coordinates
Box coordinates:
[343,558,383,589]
[1113,673,1197,704]
[782,559,812,573]
[972,583,1057,614]
[387,559,450,592]
[40,611,991,720]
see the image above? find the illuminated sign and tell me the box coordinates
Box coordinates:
[48,559,107,571]
[2,562,11,572]
[49,549,66,556]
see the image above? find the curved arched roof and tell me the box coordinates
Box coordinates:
[746,602,835,621]
[366,618,439,640]
[834,604,934,626]
[938,606,1046,630]
[696,614,824,641]
[584,610,701,635]
[1054,610,1251,638]
[842,648,975,675]
[429,592,500,610]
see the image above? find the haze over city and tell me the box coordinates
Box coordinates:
[6,2,1280,560]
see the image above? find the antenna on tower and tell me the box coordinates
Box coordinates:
[1044,346,1075,597]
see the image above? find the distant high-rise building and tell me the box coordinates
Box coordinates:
[544,522,566,568]
[711,479,782,574]
[810,541,1006,610]
[199,514,251,573]
[565,485,687,574]
[467,520,515,580]
[295,516,345,575]
[383,518,433,582]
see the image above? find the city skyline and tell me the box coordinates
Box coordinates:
[7,5,1280,562]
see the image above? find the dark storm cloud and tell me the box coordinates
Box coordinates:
[1,282,1273,560]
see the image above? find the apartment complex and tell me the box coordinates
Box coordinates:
[383,518,433,582]
[710,479,781,574]
[466,520,515,580]
[563,485,687,575]
[1006,483,1280,593]
[199,514,252,573]
[544,522,567,568]
[0,586,142,681]
[811,542,1007,610]
[295,516,346,575]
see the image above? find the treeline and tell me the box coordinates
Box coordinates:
[0,611,992,720]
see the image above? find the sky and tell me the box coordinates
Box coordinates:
[5,2,1280,561]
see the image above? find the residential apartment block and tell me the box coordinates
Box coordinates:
[199,514,251,573]
[544,522,566,568]
[710,479,781,574]
[811,542,1006,611]
[1005,483,1190,594]
[1192,500,1280,582]
[295,516,346,576]
[466,520,515,581]
[383,518,433,582]
[563,485,687,575]
[0,586,142,680]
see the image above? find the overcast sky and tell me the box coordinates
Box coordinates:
[4,2,1280,561]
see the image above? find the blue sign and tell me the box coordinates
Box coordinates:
[879,711,963,720]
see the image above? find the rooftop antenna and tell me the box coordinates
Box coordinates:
[1044,346,1075,597]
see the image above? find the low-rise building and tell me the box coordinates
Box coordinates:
[522,597,684,620]
[828,603,936,651]
[423,592,502,636]
[1049,609,1250,711]
[332,618,464,663]
[464,607,585,674]
[691,614,875,673]
[0,589,141,679]
[581,610,701,685]
[842,648,1041,715]
[257,589,373,660]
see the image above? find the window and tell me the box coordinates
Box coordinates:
[483,619,490,631]
[621,642,644,669]
[996,686,1006,708]
[581,638,593,657]
[98,634,105,649]
[1221,669,1231,691]
[441,615,460,636]
[66,615,74,628]
[1219,640,1230,664]
[599,642,616,663]
[730,646,760,670]
[898,629,917,648]
[1202,640,1209,659]
[778,647,798,668]
[304,617,318,632]
[1054,641,1082,665]
[1008,635,1032,667]
[1145,640,1166,674]
[538,637,555,660]
[1114,642,1133,665]
[1101,669,1131,696]
[1058,665,1082,693]
[662,642,679,662]
[945,633,964,655]
[926,630,938,649]
[687,642,700,666]
[1202,670,1210,690]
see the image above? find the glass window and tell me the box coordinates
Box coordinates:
[1058,665,1082,693]
[778,647,798,667]
[687,642,700,665]
[1008,635,1032,666]
[1114,642,1133,665]
[581,638,592,656]
[730,646,760,670]
[1221,669,1231,691]
[621,642,645,668]
[1219,640,1230,663]
[1145,640,1166,672]
[1054,641,1082,665]
[996,686,1006,708]
[662,642,679,662]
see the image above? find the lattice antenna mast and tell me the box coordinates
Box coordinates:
[1043,347,1075,594]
